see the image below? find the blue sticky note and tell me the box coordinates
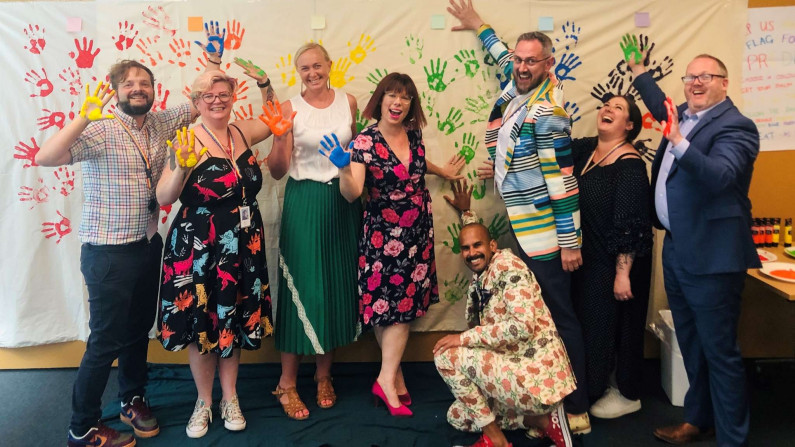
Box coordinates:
[635,12,650,28]
[430,14,445,30]
[538,17,554,31]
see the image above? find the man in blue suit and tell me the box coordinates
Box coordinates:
[628,50,760,446]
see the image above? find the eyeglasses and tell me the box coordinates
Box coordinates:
[385,91,412,104]
[681,73,725,84]
[200,92,233,103]
[511,55,551,67]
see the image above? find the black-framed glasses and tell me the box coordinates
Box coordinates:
[384,91,412,104]
[200,92,233,103]
[681,73,725,84]
[511,55,551,67]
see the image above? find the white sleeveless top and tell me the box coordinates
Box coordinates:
[288,89,353,182]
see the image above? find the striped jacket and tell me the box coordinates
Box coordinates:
[479,26,581,260]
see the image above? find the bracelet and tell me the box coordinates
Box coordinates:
[208,57,222,65]
[257,79,271,88]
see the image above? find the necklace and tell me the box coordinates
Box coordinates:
[581,141,626,175]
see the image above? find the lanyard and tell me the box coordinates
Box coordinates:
[581,141,626,176]
[201,124,241,180]
[116,118,154,189]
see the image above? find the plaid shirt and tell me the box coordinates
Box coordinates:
[70,103,193,245]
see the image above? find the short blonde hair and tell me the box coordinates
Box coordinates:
[293,42,331,67]
[190,70,238,102]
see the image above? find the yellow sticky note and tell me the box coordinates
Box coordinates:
[187,16,203,32]
[310,15,326,30]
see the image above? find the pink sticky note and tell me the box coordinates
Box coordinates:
[635,12,650,28]
[66,17,82,33]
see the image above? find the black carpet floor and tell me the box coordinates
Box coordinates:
[1,360,792,446]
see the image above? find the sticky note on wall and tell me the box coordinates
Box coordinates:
[430,14,445,30]
[66,17,82,33]
[635,12,650,27]
[538,17,554,31]
[311,15,326,30]
[187,17,203,32]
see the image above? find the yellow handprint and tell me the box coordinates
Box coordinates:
[275,54,296,87]
[347,34,376,64]
[167,127,207,168]
[79,82,115,121]
[329,57,354,88]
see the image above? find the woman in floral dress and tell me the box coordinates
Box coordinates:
[327,73,464,416]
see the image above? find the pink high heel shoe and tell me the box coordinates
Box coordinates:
[371,381,412,417]
[398,392,412,406]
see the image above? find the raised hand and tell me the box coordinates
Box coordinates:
[195,21,226,60]
[79,82,116,121]
[662,97,680,142]
[259,100,295,136]
[443,179,473,212]
[447,0,485,31]
[318,133,352,169]
[167,127,207,168]
[620,33,642,64]
[234,57,267,83]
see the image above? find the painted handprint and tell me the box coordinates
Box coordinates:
[485,213,509,241]
[59,67,82,96]
[79,82,116,121]
[648,55,674,82]
[53,166,75,197]
[136,36,164,67]
[41,211,72,244]
[37,108,67,131]
[167,38,191,67]
[443,222,462,254]
[554,53,582,82]
[235,104,254,121]
[642,112,664,134]
[455,133,480,164]
[454,49,480,78]
[114,21,138,50]
[18,178,49,210]
[348,34,376,64]
[330,57,354,88]
[142,5,177,37]
[318,133,352,168]
[443,273,469,304]
[194,53,231,72]
[564,100,581,124]
[275,55,296,87]
[421,91,436,117]
[167,127,207,168]
[25,68,53,98]
[14,137,40,168]
[151,83,170,111]
[620,33,642,64]
[464,94,490,124]
[466,171,486,200]
[366,68,389,93]
[23,24,46,54]
[402,34,423,64]
[554,21,581,53]
[194,21,225,59]
[70,37,100,69]
[259,100,295,136]
[355,108,370,134]
[225,20,245,50]
[182,85,192,100]
[233,81,249,102]
[424,58,455,92]
[436,107,464,135]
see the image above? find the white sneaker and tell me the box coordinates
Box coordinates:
[220,394,246,431]
[589,387,641,419]
[186,398,212,438]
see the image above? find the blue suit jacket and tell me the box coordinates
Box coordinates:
[633,72,761,275]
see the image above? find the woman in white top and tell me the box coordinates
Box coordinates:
[267,43,360,420]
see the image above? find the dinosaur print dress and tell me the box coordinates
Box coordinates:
[159,133,273,358]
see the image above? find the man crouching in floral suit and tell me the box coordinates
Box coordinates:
[434,180,576,447]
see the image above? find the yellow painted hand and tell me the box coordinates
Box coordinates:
[167,127,207,168]
[79,82,115,121]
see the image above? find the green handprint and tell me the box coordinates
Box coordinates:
[464,95,490,124]
[454,49,480,78]
[424,58,455,92]
[620,33,642,64]
[443,273,470,304]
[355,108,370,134]
[467,171,486,200]
[455,133,479,163]
[443,222,462,254]
[421,91,436,117]
[402,34,424,64]
[436,107,464,135]
[366,68,389,94]
[486,213,509,240]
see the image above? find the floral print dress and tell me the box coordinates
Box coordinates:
[351,124,438,328]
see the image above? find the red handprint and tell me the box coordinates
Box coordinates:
[25,68,53,98]
[642,112,664,134]
[159,204,173,224]
[151,82,170,111]
[14,137,40,168]
[23,24,46,54]
[234,80,248,102]
[167,38,191,67]
[70,37,100,69]
[234,104,253,121]
[37,108,67,131]
[225,20,245,50]
[182,85,192,100]
[136,36,164,67]
[195,52,231,72]
[42,211,72,244]
[18,178,49,210]
[53,166,76,197]
[59,67,82,96]
[252,148,269,169]
[106,103,117,117]
[141,5,177,36]
[115,21,138,50]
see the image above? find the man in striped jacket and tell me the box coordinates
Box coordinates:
[448,0,590,436]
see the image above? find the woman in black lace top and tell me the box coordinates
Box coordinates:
[571,95,653,420]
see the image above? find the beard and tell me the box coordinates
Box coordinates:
[118,97,154,116]
[514,71,546,95]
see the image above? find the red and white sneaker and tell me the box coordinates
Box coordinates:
[544,405,574,446]
[466,433,513,447]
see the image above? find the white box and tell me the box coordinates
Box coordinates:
[656,310,690,407]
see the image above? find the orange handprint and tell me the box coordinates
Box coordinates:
[258,100,295,136]
[225,20,245,50]
[167,38,191,67]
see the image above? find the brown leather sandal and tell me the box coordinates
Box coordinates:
[272,386,309,420]
[315,376,337,409]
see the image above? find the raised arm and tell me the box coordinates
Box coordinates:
[426,153,465,180]
[448,0,512,79]
[264,100,294,180]
[230,57,276,146]
[157,127,207,205]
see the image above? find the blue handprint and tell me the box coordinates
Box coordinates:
[554,20,582,53]
[318,133,352,168]
[195,21,226,58]
[555,53,582,81]
[564,100,581,124]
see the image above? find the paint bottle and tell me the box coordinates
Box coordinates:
[772,218,780,246]
[752,218,761,247]
[764,218,774,247]
[785,218,792,248]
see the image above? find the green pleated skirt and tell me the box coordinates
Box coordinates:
[275,177,362,354]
